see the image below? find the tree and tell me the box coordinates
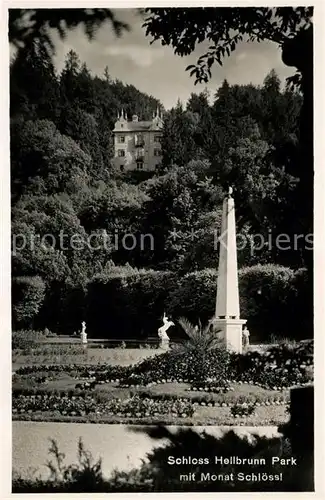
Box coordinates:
[162,101,200,167]
[10,119,91,200]
[186,90,217,161]
[143,7,313,273]
[143,8,312,87]
[140,161,223,270]
[12,194,87,276]
[10,40,60,121]
[260,70,301,147]
[12,275,46,329]
[9,8,129,57]
[59,107,104,177]
[60,53,96,114]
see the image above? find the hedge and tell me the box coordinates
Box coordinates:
[239,264,296,341]
[36,281,86,335]
[289,268,313,340]
[12,276,46,329]
[239,265,312,341]
[168,265,311,342]
[86,267,176,339]
[12,329,45,350]
[13,265,311,341]
[168,269,217,324]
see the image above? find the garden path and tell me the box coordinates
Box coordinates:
[13,421,282,479]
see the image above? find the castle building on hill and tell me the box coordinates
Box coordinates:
[112,109,163,172]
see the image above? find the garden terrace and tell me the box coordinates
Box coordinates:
[12,340,313,426]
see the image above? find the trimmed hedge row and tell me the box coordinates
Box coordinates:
[13,264,312,341]
[238,265,312,341]
[86,268,175,339]
[86,264,310,341]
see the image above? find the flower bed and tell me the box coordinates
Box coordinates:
[230,401,256,418]
[115,349,231,387]
[14,341,313,400]
[137,386,289,406]
[229,341,313,389]
[12,393,194,419]
[15,364,130,378]
[12,380,292,425]
[188,381,231,393]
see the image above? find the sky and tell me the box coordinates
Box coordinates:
[52,8,295,110]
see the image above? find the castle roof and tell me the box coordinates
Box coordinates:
[113,109,163,133]
[113,120,162,133]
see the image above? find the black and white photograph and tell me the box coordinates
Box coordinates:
[5,3,318,494]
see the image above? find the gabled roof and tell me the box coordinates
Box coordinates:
[113,114,163,133]
[113,121,162,132]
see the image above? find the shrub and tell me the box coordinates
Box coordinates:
[239,264,296,341]
[12,276,46,329]
[15,343,86,357]
[289,268,313,340]
[229,340,313,388]
[12,438,105,493]
[12,330,44,350]
[168,265,310,341]
[37,281,86,335]
[176,317,223,353]
[86,267,175,339]
[168,269,217,324]
[230,401,256,418]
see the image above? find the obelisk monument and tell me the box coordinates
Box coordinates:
[213,187,246,353]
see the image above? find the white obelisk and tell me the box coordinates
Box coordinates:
[213,187,246,353]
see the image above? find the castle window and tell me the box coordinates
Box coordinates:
[118,136,125,143]
[118,149,125,157]
[154,135,161,143]
[135,134,144,147]
[136,161,144,170]
[154,148,161,157]
[136,148,145,160]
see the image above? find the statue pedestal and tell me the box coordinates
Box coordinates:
[213,318,246,354]
[159,339,169,350]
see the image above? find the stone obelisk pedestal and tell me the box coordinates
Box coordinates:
[213,188,246,353]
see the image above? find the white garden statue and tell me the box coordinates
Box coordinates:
[158,312,174,349]
[242,326,250,350]
[81,321,88,345]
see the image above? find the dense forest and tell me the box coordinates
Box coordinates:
[11,41,311,341]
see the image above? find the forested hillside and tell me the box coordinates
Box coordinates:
[11,41,311,340]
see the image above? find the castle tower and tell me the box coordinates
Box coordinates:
[213,187,246,353]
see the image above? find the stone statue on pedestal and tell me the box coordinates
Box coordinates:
[242,326,250,350]
[158,312,174,349]
[81,321,87,345]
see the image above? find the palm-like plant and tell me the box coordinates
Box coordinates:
[175,317,223,354]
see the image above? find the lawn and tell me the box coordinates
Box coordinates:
[12,347,162,371]
[12,342,275,371]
